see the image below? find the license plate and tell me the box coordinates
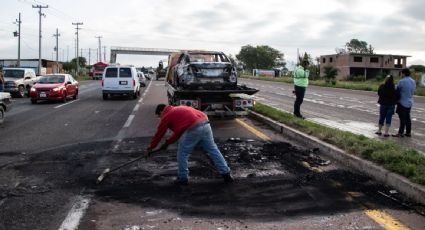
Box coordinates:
[39,93,47,98]
[119,81,128,85]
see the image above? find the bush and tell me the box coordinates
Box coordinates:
[323,65,338,83]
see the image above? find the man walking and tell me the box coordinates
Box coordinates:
[293,60,310,118]
[393,68,416,137]
[147,104,233,185]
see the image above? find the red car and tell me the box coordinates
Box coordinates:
[30,74,79,104]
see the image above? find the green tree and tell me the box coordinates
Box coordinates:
[236,45,284,70]
[323,65,339,84]
[409,65,425,73]
[345,39,374,54]
[70,57,87,68]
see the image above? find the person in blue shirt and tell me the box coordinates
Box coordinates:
[393,68,416,137]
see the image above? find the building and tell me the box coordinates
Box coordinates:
[0,59,63,75]
[319,53,410,80]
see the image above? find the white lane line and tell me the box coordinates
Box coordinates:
[133,104,140,112]
[123,115,135,128]
[114,80,153,141]
[54,99,79,109]
[58,195,91,230]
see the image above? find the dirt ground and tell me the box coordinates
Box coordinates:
[0,137,423,230]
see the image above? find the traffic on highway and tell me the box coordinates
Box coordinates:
[1,1,425,230]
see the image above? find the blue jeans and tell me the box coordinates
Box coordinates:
[177,121,230,180]
[378,104,395,126]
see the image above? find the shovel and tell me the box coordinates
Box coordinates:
[96,148,163,184]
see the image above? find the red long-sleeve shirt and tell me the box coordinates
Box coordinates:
[148,105,208,149]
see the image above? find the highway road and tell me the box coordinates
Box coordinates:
[241,78,425,154]
[0,79,424,230]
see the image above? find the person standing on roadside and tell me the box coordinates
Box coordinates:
[393,68,416,137]
[293,60,310,119]
[147,104,233,185]
[375,75,398,137]
[0,71,5,92]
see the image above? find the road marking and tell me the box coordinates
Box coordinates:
[328,180,410,230]
[364,209,410,230]
[114,80,153,141]
[54,99,79,109]
[123,115,135,128]
[58,195,91,230]
[235,118,271,141]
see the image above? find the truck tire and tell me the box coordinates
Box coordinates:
[103,93,108,100]
[0,106,4,124]
[31,99,37,104]
[17,85,25,98]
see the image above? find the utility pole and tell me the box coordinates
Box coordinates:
[14,13,22,67]
[96,49,99,62]
[67,45,69,62]
[33,4,48,75]
[53,28,60,73]
[72,22,83,73]
[88,48,91,65]
[95,36,102,62]
[103,46,106,63]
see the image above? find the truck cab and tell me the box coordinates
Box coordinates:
[2,68,37,98]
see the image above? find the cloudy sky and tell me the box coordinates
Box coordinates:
[1,0,424,68]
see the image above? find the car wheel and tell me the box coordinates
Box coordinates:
[103,93,108,100]
[132,92,137,99]
[17,85,25,98]
[73,90,78,100]
[62,92,67,103]
[0,106,4,124]
[31,99,37,104]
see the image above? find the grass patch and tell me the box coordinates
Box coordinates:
[252,102,425,185]
[241,75,425,96]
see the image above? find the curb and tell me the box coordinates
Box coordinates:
[249,110,425,205]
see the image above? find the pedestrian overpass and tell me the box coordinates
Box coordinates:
[110,46,182,63]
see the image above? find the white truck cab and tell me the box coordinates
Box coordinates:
[2,68,37,98]
[102,65,141,100]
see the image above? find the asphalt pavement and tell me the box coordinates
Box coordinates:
[241,78,425,154]
[0,79,424,229]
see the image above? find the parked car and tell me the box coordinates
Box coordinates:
[2,68,38,98]
[102,65,141,100]
[138,71,147,87]
[29,74,79,104]
[0,92,12,124]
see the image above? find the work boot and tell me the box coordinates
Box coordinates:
[375,125,383,135]
[173,178,189,186]
[222,173,234,183]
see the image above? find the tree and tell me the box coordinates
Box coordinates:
[344,39,374,54]
[409,65,425,73]
[236,45,284,70]
[70,57,87,68]
[323,65,339,84]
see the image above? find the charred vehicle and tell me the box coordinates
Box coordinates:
[166,51,258,116]
[170,51,238,90]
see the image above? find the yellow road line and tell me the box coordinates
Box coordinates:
[364,209,410,230]
[235,118,271,141]
[330,180,410,230]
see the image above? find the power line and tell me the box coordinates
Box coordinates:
[32,4,48,75]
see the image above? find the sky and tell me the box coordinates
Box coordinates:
[1,0,425,69]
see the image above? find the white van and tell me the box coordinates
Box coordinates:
[102,65,141,100]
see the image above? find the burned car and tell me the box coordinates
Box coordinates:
[171,51,238,90]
